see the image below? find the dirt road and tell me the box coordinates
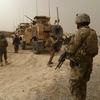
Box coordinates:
[0,38,100,100]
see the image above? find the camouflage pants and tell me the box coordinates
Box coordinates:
[0,48,7,62]
[69,62,93,100]
[69,79,87,100]
[14,44,19,53]
[48,50,55,64]
[48,44,60,64]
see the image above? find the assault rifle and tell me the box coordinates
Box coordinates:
[55,34,75,70]
[55,51,66,70]
[55,51,73,70]
[55,33,87,70]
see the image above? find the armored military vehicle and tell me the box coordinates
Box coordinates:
[20,7,63,53]
[20,23,33,49]
[21,16,51,53]
[20,15,63,53]
[15,23,30,35]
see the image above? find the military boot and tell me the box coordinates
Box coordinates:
[48,61,53,65]
[5,60,9,65]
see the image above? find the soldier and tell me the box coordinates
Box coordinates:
[47,35,57,65]
[65,13,98,100]
[47,35,63,65]
[47,22,63,65]
[0,33,8,66]
[13,34,20,53]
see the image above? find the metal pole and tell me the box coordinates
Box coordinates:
[56,7,59,25]
[48,0,50,17]
[36,0,38,16]
[23,8,25,22]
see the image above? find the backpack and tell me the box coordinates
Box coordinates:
[72,28,98,63]
[85,29,98,57]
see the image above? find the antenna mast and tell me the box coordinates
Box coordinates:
[48,0,50,17]
[36,0,38,16]
[56,7,60,25]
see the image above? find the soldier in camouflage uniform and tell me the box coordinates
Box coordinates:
[65,13,98,100]
[47,36,57,65]
[46,35,63,65]
[46,35,58,65]
[0,33,8,66]
[47,23,63,65]
[13,34,20,53]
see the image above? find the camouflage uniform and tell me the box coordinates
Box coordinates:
[13,34,20,53]
[47,36,63,65]
[47,24,63,65]
[0,34,8,66]
[47,36,57,65]
[65,13,98,100]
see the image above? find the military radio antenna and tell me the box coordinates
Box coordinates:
[22,10,24,22]
[56,7,60,25]
[48,0,51,17]
[36,0,38,16]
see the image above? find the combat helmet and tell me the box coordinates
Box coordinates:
[75,13,90,24]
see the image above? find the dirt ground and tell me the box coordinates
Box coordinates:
[0,38,100,100]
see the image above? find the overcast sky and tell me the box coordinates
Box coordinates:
[0,0,100,34]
